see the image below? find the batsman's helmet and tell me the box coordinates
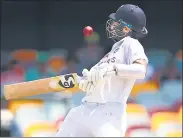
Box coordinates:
[106,4,148,42]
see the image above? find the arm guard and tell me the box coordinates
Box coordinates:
[114,63,146,79]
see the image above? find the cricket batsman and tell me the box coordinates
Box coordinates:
[56,4,148,137]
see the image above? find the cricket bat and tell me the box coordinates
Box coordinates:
[4,70,116,100]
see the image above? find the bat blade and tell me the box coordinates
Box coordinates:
[4,73,81,100]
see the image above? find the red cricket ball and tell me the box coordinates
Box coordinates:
[83,26,93,36]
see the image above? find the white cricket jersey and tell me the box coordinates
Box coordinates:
[82,36,148,104]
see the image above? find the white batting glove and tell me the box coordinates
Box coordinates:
[79,80,95,92]
[83,64,112,85]
[86,68,105,85]
[79,69,95,92]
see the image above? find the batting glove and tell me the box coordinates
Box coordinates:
[82,64,112,85]
[87,68,105,85]
[79,69,95,92]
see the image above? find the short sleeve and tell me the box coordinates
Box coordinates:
[127,40,148,64]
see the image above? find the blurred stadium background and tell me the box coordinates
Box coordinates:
[0,0,182,137]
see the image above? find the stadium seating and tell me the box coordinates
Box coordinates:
[25,66,41,81]
[1,109,14,130]
[55,116,64,129]
[130,81,159,98]
[146,49,172,68]
[126,104,151,128]
[126,125,155,137]
[151,112,181,133]
[47,56,67,73]
[165,131,182,137]
[148,106,175,117]
[171,100,183,112]
[175,50,182,73]
[11,49,37,62]
[125,104,156,137]
[155,121,182,137]
[1,49,182,137]
[8,100,44,114]
[23,121,57,137]
[43,101,68,122]
[135,92,171,110]
[15,104,48,136]
[36,51,50,63]
[178,106,182,123]
[160,80,182,104]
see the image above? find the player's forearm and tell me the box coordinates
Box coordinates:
[114,63,146,79]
